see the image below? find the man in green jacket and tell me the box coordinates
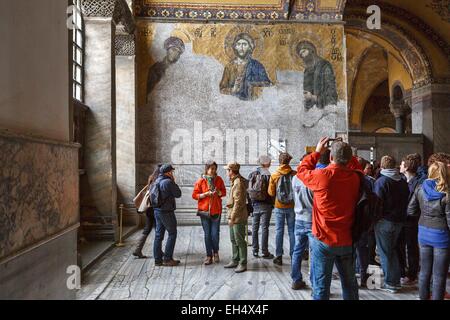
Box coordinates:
[224,162,249,273]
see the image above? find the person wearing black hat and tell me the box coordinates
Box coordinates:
[153,164,182,267]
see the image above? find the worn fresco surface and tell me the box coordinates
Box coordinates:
[136,22,347,185]
[0,135,79,259]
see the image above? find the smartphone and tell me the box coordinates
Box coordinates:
[326,137,343,147]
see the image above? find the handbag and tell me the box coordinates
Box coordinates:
[134,185,147,208]
[196,178,215,220]
[135,186,151,214]
[196,210,211,219]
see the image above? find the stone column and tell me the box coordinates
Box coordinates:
[389,100,409,134]
[411,83,450,158]
[115,30,136,207]
[81,0,118,241]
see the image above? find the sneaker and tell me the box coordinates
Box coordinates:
[262,253,274,259]
[292,280,307,290]
[213,253,220,263]
[273,256,283,266]
[224,261,239,269]
[253,251,259,258]
[235,264,247,273]
[380,284,399,294]
[401,277,417,287]
[155,261,163,267]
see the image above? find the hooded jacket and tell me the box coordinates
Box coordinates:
[155,174,182,211]
[408,179,450,231]
[192,175,226,216]
[374,169,409,222]
[297,152,360,247]
[268,164,297,209]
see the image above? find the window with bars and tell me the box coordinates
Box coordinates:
[72,0,84,102]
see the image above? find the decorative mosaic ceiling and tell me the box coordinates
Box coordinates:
[133,0,346,22]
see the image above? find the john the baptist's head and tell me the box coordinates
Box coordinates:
[233,33,255,59]
[296,41,318,65]
[164,37,185,64]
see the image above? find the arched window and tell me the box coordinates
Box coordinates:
[72,0,84,102]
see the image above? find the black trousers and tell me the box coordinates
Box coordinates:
[397,221,420,280]
[143,208,155,236]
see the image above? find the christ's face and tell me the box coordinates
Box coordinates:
[234,39,252,58]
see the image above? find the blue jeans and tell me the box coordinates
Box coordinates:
[274,208,295,258]
[374,219,403,287]
[291,220,312,283]
[418,244,450,300]
[153,209,178,263]
[200,215,221,257]
[252,203,273,255]
[309,236,359,300]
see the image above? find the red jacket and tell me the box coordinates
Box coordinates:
[192,176,226,216]
[297,152,361,247]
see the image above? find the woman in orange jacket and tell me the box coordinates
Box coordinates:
[192,161,227,265]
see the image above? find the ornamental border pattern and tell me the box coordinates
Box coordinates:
[115,33,136,56]
[133,0,345,22]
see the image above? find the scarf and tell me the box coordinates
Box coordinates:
[203,175,216,191]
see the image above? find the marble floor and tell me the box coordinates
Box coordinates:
[77,226,449,300]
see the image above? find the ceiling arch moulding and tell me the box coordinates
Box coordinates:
[345,1,450,64]
[132,0,345,22]
[345,15,434,88]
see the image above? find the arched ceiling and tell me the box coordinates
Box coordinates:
[382,0,450,44]
[345,0,450,86]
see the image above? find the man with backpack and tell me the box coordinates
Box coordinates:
[151,164,182,267]
[268,152,297,266]
[297,137,360,300]
[247,155,275,259]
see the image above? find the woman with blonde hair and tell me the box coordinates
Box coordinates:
[408,160,450,300]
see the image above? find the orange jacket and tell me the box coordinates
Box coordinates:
[297,152,360,247]
[192,176,226,216]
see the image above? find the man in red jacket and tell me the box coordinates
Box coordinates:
[297,137,360,300]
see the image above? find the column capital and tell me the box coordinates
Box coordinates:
[82,0,135,34]
[115,33,135,56]
[389,101,410,119]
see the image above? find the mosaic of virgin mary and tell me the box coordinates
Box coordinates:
[219,33,272,101]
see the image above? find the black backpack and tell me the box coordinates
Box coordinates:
[352,171,384,243]
[276,173,294,205]
[149,181,162,208]
[248,169,269,201]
